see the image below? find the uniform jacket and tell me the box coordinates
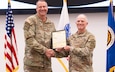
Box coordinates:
[23,14,56,68]
[68,30,96,72]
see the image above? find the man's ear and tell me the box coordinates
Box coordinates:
[87,22,88,25]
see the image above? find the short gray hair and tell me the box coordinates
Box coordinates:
[36,0,47,5]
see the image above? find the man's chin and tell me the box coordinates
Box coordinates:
[78,28,84,31]
[40,13,47,16]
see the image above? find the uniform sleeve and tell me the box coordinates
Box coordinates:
[72,35,96,56]
[55,49,69,58]
[23,18,47,54]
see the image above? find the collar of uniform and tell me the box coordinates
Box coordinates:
[76,30,88,36]
[35,14,52,24]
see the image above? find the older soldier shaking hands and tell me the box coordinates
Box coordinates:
[56,14,96,72]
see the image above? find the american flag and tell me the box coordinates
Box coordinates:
[4,0,19,72]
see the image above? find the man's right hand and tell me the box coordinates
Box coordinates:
[55,47,64,52]
[64,46,71,51]
[45,49,55,58]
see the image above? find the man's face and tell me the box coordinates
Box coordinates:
[36,1,48,16]
[76,16,88,31]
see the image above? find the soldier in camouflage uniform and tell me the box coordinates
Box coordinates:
[65,14,96,72]
[23,0,56,72]
[56,14,96,72]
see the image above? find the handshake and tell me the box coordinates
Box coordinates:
[45,46,71,58]
[45,49,55,58]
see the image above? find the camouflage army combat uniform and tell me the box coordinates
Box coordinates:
[68,30,96,72]
[23,14,56,72]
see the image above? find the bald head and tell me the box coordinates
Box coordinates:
[75,14,88,33]
[76,14,88,23]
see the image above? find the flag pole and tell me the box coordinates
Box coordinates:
[8,0,10,3]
